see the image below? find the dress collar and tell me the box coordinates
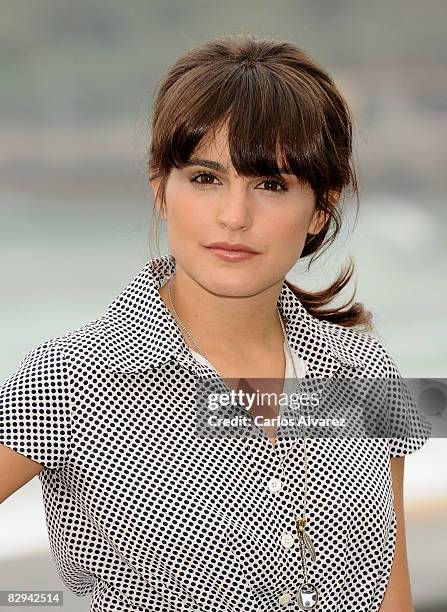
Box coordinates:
[102,254,366,378]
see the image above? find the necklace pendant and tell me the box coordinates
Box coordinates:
[295,514,307,533]
[302,530,316,562]
[295,514,316,562]
[296,582,319,610]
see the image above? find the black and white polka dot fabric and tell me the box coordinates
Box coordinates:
[0,255,431,612]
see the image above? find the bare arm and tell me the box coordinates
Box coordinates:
[379,456,414,612]
[0,443,44,504]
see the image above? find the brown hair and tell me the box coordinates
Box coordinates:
[147,33,374,332]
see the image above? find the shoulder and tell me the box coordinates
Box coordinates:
[1,316,107,390]
[51,316,107,367]
[316,317,401,377]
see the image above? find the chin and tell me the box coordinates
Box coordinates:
[198,273,265,298]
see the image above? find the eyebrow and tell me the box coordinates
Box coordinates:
[184,157,292,175]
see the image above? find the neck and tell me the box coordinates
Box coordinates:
[158,268,286,357]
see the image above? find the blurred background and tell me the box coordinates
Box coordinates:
[0,1,446,610]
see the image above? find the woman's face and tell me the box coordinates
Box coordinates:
[151,125,331,298]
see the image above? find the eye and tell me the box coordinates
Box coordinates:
[260,178,288,193]
[190,172,288,193]
[190,172,219,187]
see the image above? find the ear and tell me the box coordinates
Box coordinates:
[150,177,166,220]
[308,189,340,235]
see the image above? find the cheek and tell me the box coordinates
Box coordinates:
[268,211,308,243]
[166,193,211,238]
[164,182,192,227]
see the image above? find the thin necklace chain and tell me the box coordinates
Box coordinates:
[166,274,308,508]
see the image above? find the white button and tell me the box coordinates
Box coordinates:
[281,531,295,549]
[267,476,282,492]
[278,592,293,605]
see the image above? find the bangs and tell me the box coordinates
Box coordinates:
[151,59,348,193]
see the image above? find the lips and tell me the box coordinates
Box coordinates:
[205,242,258,254]
[204,243,259,262]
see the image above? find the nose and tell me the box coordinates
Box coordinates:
[215,186,253,231]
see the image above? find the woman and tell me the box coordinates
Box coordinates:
[0,34,431,612]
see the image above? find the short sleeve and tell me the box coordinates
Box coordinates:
[382,348,432,458]
[0,341,71,471]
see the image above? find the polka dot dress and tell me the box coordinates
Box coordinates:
[0,255,431,612]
